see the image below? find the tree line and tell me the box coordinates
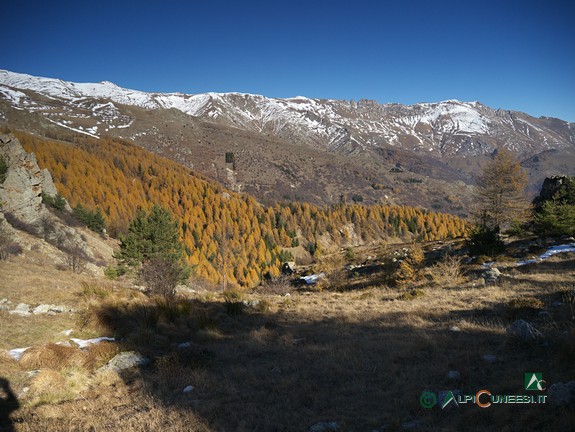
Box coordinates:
[15,130,467,287]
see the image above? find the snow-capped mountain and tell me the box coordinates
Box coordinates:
[1,69,574,211]
[1,69,572,156]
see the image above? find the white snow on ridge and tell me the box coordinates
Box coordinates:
[0,85,27,104]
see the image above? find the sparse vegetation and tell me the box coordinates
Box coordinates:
[41,192,67,211]
[0,155,7,184]
[73,203,106,233]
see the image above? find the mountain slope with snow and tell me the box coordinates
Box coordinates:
[1,69,574,210]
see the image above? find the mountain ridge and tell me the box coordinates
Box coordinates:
[1,69,574,212]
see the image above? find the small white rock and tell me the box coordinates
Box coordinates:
[183,385,194,393]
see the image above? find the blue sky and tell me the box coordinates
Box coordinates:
[4,0,574,121]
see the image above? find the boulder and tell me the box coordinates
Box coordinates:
[9,303,31,316]
[506,319,542,341]
[97,351,149,373]
[481,267,501,284]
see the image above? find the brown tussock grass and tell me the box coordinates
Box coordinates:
[19,344,86,370]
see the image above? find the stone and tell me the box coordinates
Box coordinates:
[178,342,192,349]
[548,381,575,405]
[98,351,150,373]
[309,421,338,432]
[33,304,55,314]
[242,299,260,308]
[449,326,461,332]
[481,267,501,283]
[182,385,194,393]
[10,303,31,316]
[447,370,461,380]
[506,319,542,341]
[482,354,497,363]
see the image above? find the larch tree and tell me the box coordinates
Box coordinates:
[476,148,528,231]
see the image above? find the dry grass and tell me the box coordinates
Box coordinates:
[2,248,575,431]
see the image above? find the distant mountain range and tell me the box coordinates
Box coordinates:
[1,70,574,214]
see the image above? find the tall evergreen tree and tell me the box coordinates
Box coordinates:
[116,205,184,266]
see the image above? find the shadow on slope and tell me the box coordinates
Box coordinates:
[91,294,574,432]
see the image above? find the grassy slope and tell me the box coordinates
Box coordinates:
[1,242,574,431]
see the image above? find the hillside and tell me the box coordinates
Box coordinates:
[9,130,466,287]
[2,70,574,211]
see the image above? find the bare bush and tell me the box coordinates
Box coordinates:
[258,275,294,295]
[62,245,89,274]
[139,257,182,298]
[426,255,466,287]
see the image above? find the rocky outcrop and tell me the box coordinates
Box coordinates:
[0,133,70,223]
[0,133,98,267]
[532,176,575,210]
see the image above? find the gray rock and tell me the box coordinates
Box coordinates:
[481,267,501,283]
[449,326,461,332]
[33,304,55,314]
[0,298,8,304]
[482,354,497,363]
[506,319,542,341]
[182,385,194,393]
[0,133,71,223]
[548,381,575,405]
[178,342,192,349]
[98,351,150,373]
[242,299,260,308]
[10,303,31,316]
[447,370,461,380]
[309,421,338,432]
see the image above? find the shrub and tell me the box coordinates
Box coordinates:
[467,223,505,257]
[73,203,106,233]
[80,281,113,300]
[427,255,466,286]
[0,155,7,184]
[223,287,245,315]
[533,201,575,237]
[139,257,183,298]
[104,264,127,280]
[42,192,67,211]
[62,245,89,274]
[0,232,23,259]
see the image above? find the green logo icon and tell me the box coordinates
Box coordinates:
[441,391,459,409]
[525,373,546,391]
[420,391,437,408]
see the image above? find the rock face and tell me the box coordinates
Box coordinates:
[0,132,97,265]
[0,133,68,223]
[532,176,575,210]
